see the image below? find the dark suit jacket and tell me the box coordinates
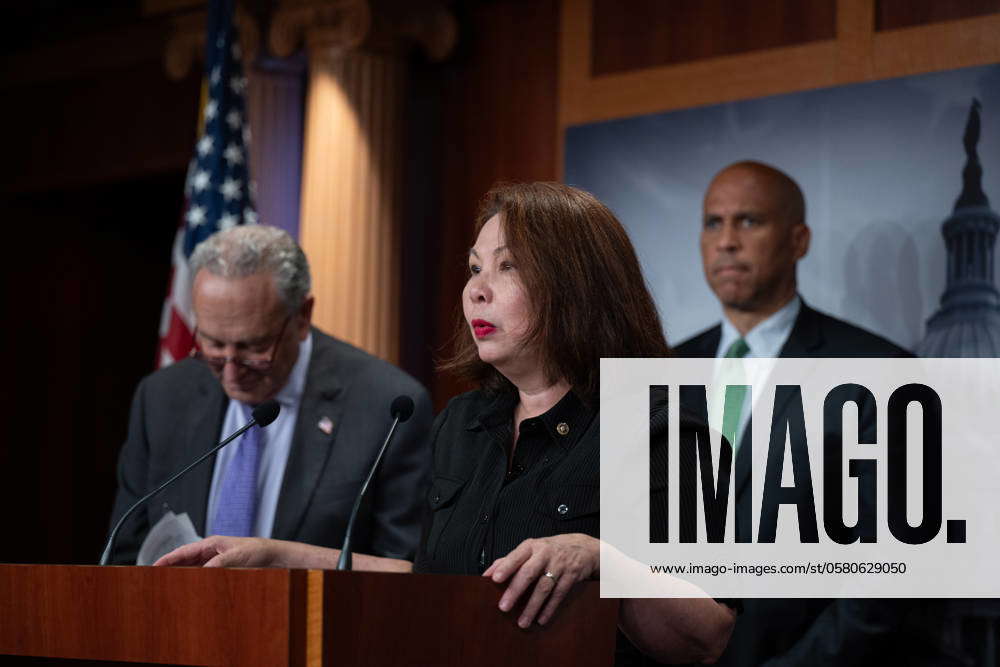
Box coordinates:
[109,328,433,565]
[673,301,912,361]
[674,301,919,667]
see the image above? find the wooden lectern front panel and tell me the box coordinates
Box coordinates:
[0,565,309,666]
[0,565,618,666]
[322,570,620,667]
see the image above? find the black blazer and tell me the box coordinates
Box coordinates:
[673,301,921,667]
[109,328,433,564]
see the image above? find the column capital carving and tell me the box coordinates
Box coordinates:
[163,5,260,81]
[397,3,457,62]
[269,0,456,62]
[269,0,372,58]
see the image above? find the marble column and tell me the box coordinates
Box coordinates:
[298,47,404,361]
[270,0,456,362]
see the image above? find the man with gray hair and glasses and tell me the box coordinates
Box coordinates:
[109,225,432,564]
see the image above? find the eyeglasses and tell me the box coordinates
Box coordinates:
[191,316,292,374]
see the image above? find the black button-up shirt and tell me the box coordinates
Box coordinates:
[412,387,728,666]
[414,388,598,574]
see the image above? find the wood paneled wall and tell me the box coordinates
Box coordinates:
[560,0,1000,141]
[424,0,560,407]
[592,0,836,75]
[876,0,1000,30]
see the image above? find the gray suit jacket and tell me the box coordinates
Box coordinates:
[109,328,433,565]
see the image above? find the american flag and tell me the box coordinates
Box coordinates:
[157,0,256,367]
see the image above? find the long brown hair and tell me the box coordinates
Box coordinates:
[440,182,670,401]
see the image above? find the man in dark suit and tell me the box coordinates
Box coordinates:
[109,225,432,565]
[676,160,910,360]
[674,161,915,666]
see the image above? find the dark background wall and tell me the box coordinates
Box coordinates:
[1,4,200,564]
[1,0,996,566]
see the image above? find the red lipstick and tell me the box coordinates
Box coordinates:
[471,319,496,338]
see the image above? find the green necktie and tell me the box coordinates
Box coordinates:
[724,338,750,359]
[721,338,750,451]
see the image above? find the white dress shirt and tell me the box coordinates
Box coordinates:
[713,296,801,448]
[716,295,801,360]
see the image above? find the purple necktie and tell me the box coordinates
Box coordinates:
[212,403,264,537]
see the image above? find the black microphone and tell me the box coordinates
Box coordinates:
[390,395,414,422]
[337,395,415,570]
[99,399,281,566]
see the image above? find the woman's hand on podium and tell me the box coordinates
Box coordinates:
[482,533,600,629]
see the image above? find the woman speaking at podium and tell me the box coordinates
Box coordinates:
[157,182,735,664]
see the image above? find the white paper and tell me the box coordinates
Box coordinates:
[137,511,201,566]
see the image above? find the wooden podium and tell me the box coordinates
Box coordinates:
[0,565,620,666]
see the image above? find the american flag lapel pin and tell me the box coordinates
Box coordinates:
[318,416,334,435]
